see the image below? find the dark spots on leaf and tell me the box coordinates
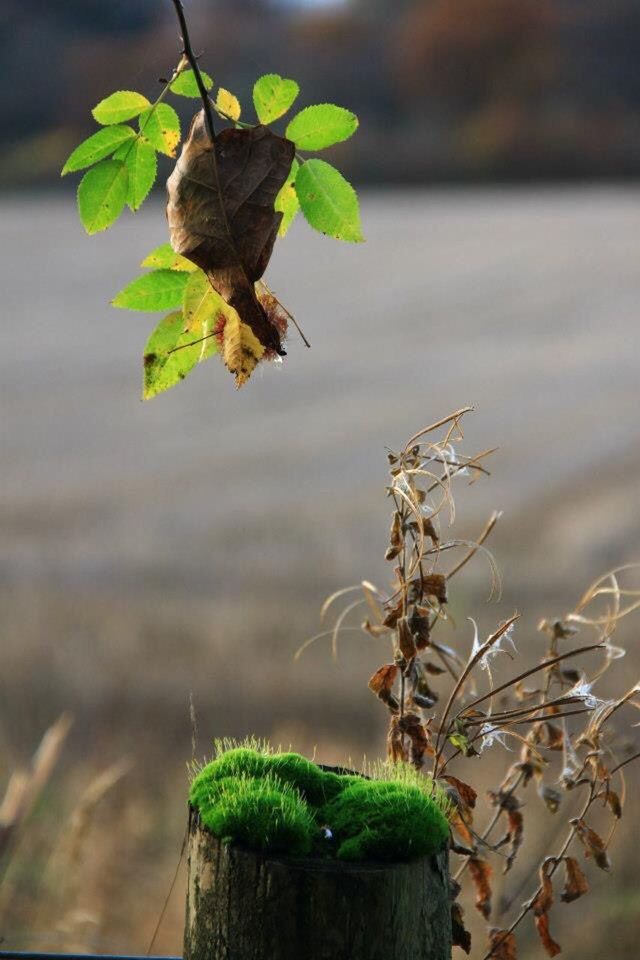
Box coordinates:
[144,352,157,367]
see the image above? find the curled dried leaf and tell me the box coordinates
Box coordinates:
[422,573,448,603]
[398,712,433,767]
[469,857,493,919]
[570,818,611,871]
[385,511,403,561]
[387,715,408,763]
[397,616,417,661]
[560,856,589,903]
[534,914,561,958]
[368,664,399,712]
[487,928,518,960]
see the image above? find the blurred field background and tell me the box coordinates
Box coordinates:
[1,1,640,958]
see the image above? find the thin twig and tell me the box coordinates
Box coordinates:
[169,0,216,141]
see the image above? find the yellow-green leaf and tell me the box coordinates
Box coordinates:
[216,88,241,122]
[295,159,363,243]
[139,103,181,157]
[253,74,300,124]
[141,243,198,273]
[286,104,358,151]
[114,137,157,211]
[77,159,129,234]
[275,158,300,237]
[62,125,136,175]
[143,310,217,400]
[170,68,214,98]
[183,271,226,333]
[112,269,188,311]
[92,91,150,125]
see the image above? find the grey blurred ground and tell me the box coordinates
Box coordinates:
[2,188,640,749]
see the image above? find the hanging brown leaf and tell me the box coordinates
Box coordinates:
[382,598,403,629]
[421,573,448,603]
[387,715,408,763]
[489,791,524,873]
[385,511,403,561]
[451,902,472,954]
[532,858,556,916]
[605,789,622,819]
[532,858,562,958]
[534,914,561,958]
[167,111,295,357]
[570,818,611,871]
[468,857,493,919]
[487,928,518,960]
[441,775,477,812]
[408,607,432,650]
[543,722,565,751]
[398,712,433,767]
[397,616,417,661]
[560,856,589,903]
[368,664,399,712]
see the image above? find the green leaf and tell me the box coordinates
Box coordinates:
[112,269,188,312]
[183,271,226,333]
[170,68,214,98]
[139,103,181,157]
[285,104,358,151]
[61,125,136,175]
[77,159,129,234]
[114,137,157,211]
[295,159,363,243]
[253,74,300,124]
[92,91,150,125]
[274,158,300,238]
[143,310,218,399]
[141,243,198,273]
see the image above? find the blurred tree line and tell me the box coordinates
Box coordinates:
[3,0,640,185]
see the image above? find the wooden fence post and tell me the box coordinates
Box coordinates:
[184,809,452,960]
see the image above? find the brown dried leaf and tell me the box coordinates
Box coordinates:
[468,857,493,919]
[441,775,478,812]
[398,712,433,767]
[534,914,561,958]
[421,573,448,603]
[451,902,472,954]
[570,818,611,871]
[489,791,524,873]
[387,715,408,763]
[167,112,294,358]
[605,789,622,819]
[543,722,565,751]
[487,928,518,960]
[397,616,417,661]
[385,511,403,561]
[368,664,399,712]
[560,856,589,903]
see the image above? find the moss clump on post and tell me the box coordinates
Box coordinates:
[188,743,450,862]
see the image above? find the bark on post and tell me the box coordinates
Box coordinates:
[184,808,452,960]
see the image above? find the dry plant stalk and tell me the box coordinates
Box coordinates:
[308,409,640,959]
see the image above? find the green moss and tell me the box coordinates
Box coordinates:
[198,775,315,857]
[321,779,450,862]
[189,742,450,862]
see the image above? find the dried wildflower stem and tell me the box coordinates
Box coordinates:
[446,511,500,581]
[482,784,597,960]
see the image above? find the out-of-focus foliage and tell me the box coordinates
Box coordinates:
[3,0,640,184]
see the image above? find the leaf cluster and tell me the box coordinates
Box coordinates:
[62,67,361,243]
